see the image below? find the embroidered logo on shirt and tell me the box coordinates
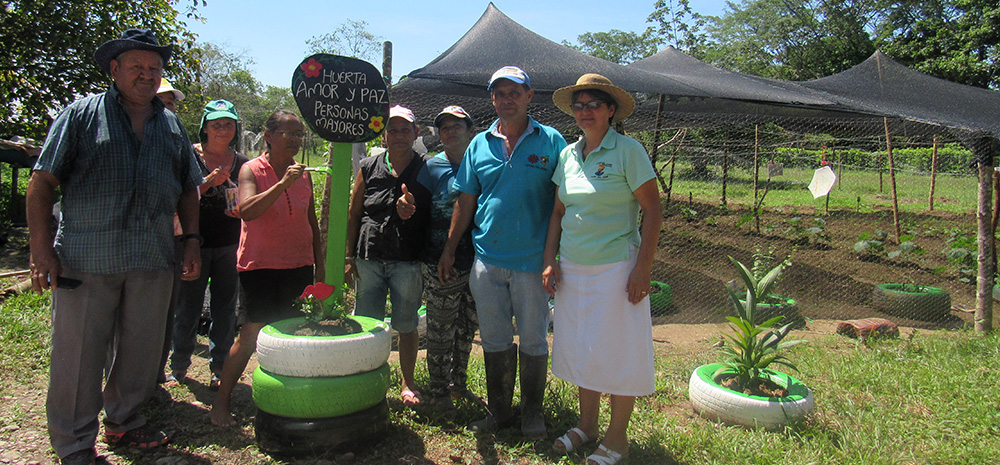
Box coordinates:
[593,162,612,179]
[525,154,550,170]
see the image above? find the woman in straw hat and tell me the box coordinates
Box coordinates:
[542,74,662,465]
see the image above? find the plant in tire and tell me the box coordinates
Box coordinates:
[294,282,361,336]
[688,257,814,431]
[716,257,806,393]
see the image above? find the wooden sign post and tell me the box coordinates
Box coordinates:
[292,54,389,297]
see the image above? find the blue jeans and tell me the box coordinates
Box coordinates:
[170,244,238,375]
[354,258,422,333]
[469,256,550,356]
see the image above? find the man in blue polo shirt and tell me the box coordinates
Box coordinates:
[27,29,202,465]
[438,66,567,438]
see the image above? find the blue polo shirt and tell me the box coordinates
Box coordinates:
[35,85,203,274]
[454,116,567,272]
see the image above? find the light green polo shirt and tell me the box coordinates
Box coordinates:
[552,128,656,266]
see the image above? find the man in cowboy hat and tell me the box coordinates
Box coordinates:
[437,66,567,438]
[27,28,202,465]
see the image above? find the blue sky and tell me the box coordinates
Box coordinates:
[184,0,728,88]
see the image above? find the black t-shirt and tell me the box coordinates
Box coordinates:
[355,151,432,261]
[198,151,249,248]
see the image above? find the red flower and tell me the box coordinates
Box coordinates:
[301,58,323,78]
[528,154,539,164]
[300,282,336,300]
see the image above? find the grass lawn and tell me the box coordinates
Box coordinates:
[2,290,998,464]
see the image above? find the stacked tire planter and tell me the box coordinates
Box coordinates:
[253,315,392,456]
[872,283,951,321]
[688,363,814,431]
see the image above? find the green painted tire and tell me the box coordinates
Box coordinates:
[256,315,390,377]
[738,294,804,328]
[649,281,673,312]
[252,364,390,418]
[688,363,813,431]
[255,399,389,456]
[872,283,950,321]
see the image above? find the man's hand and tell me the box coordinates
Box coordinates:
[437,248,455,283]
[29,247,61,294]
[180,240,201,281]
[396,184,416,220]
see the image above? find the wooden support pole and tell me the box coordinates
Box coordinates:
[753,125,759,207]
[884,118,901,244]
[975,137,996,333]
[929,135,939,211]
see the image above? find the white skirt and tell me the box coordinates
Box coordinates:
[551,249,656,396]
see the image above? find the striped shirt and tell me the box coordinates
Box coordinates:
[34,85,203,274]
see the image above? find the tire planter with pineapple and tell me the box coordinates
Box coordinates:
[688,363,814,431]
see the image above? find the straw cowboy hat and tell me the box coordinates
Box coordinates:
[94,28,173,75]
[553,73,635,123]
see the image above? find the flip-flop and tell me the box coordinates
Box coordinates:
[401,389,422,407]
[553,427,593,454]
[587,444,627,465]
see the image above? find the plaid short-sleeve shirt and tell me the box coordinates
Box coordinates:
[34,85,203,274]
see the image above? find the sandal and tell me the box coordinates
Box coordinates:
[209,374,221,391]
[587,444,627,465]
[401,389,422,407]
[553,427,593,454]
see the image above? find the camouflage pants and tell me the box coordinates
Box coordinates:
[421,263,479,398]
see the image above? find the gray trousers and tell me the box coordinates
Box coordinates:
[47,268,172,459]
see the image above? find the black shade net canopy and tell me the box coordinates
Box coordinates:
[392,3,998,149]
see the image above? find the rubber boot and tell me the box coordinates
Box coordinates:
[519,351,548,439]
[469,344,518,432]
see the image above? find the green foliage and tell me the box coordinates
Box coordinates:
[855,229,925,260]
[1,0,203,139]
[784,216,831,247]
[770,144,974,173]
[295,282,351,322]
[716,257,805,388]
[679,206,698,221]
[306,19,384,63]
[943,230,978,283]
[877,0,1000,89]
[647,0,708,54]
[563,29,662,65]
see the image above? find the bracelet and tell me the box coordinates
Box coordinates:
[345,257,355,261]
[181,233,204,246]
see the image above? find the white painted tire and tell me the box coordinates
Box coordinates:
[688,363,814,431]
[256,315,390,378]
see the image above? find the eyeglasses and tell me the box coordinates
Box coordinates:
[275,130,305,139]
[570,101,607,112]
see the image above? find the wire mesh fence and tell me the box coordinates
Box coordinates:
[395,87,991,329]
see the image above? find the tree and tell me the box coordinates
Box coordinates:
[647,0,709,56]
[0,0,202,139]
[563,29,662,65]
[876,0,1000,89]
[701,0,877,80]
[305,19,384,63]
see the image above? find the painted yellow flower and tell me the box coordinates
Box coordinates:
[369,116,384,131]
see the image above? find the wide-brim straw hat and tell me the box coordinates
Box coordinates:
[553,73,635,123]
